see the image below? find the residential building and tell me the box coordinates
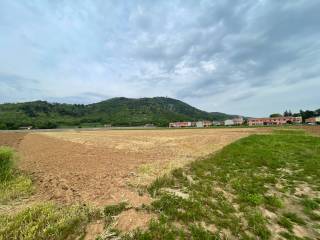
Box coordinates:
[212,121,221,126]
[224,119,234,126]
[233,117,244,125]
[248,116,302,126]
[195,121,204,128]
[305,116,320,124]
[203,121,213,127]
[169,122,192,128]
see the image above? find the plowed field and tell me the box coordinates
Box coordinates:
[0,128,260,206]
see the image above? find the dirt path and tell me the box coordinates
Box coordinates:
[3,128,260,207]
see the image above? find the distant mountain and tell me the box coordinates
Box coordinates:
[0,97,236,129]
[210,112,240,120]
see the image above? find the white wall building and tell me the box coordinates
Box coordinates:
[196,121,204,128]
[224,119,234,126]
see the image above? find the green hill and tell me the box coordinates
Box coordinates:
[0,97,236,129]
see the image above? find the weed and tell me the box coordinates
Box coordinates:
[246,210,271,240]
[0,147,15,181]
[148,175,175,197]
[0,175,33,204]
[189,224,220,240]
[0,204,93,240]
[0,146,33,203]
[283,212,306,226]
[123,217,186,240]
[279,231,311,240]
[278,216,294,232]
[104,202,128,217]
[301,198,319,210]
[243,193,264,206]
[264,195,283,209]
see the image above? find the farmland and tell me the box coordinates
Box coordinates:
[0,127,320,239]
[0,128,256,207]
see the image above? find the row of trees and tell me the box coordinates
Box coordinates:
[269,109,320,121]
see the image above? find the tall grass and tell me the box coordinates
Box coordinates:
[0,146,15,182]
[0,204,96,240]
[0,146,33,203]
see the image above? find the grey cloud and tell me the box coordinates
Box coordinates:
[47,92,111,104]
[0,73,39,91]
[0,0,319,115]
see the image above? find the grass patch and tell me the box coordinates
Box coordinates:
[0,203,97,240]
[104,202,128,217]
[283,212,306,225]
[278,216,294,232]
[0,146,15,181]
[0,175,33,204]
[264,195,283,209]
[246,210,271,239]
[122,132,320,239]
[104,202,129,227]
[0,147,33,204]
[301,198,319,211]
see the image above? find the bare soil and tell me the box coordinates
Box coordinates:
[0,132,27,149]
[1,128,259,207]
[115,209,154,232]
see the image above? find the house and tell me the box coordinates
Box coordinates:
[212,121,221,126]
[224,119,234,126]
[247,116,302,126]
[233,117,244,125]
[195,121,204,128]
[194,121,212,128]
[203,121,213,127]
[169,122,192,128]
[305,116,320,125]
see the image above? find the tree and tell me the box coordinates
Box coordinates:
[283,110,292,117]
[0,123,6,130]
[270,113,282,118]
[299,110,315,121]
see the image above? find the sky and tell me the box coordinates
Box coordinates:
[0,0,319,117]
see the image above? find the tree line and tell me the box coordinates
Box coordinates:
[269,109,320,121]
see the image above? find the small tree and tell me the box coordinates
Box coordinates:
[283,110,292,117]
[270,113,282,118]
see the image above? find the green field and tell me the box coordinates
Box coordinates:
[122,130,320,239]
[1,129,320,239]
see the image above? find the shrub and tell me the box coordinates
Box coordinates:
[0,147,15,181]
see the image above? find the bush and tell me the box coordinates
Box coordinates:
[0,147,15,181]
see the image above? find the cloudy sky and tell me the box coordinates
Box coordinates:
[0,0,319,116]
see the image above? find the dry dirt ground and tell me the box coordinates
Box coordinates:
[0,128,260,207]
